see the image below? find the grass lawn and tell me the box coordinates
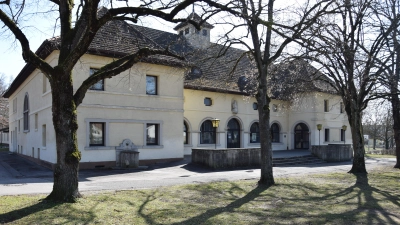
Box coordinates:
[366,154,396,158]
[0,166,399,225]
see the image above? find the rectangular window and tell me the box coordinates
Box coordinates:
[202,29,207,36]
[340,102,344,113]
[185,28,189,34]
[146,75,157,95]
[146,124,159,145]
[325,129,330,142]
[324,100,329,112]
[18,120,20,132]
[204,97,212,106]
[42,74,47,93]
[35,113,38,130]
[89,68,104,91]
[253,102,258,110]
[13,98,17,113]
[42,125,46,147]
[89,122,105,146]
[341,129,345,142]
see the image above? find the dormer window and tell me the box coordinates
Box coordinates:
[185,28,189,34]
[202,29,207,36]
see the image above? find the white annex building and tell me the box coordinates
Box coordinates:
[4,11,351,169]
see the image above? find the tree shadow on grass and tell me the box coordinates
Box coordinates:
[136,183,271,225]
[306,173,400,224]
[0,199,61,224]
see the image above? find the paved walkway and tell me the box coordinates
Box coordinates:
[0,151,396,196]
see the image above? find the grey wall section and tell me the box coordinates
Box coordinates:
[192,148,260,169]
[311,144,353,162]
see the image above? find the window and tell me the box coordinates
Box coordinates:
[13,98,17,113]
[202,29,207,36]
[324,100,329,112]
[204,97,212,106]
[271,123,280,143]
[42,74,47,93]
[23,94,29,131]
[272,104,278,112]
[195,29,200,34]
[340,102,344,113]
[341,129,345,142]
[146,75,157,95]
[200,120,214,144]
[18,120,20,132]
[42,125,46,147]
[179,31,183,36]
[146,124,159,145]
[89,68,104,91]
[35,113,38,130]
[250,122,260,143]
[253,102,258,110]
[325,129,330,142]
[89,122,105,146]
[184,122,189,144]
[185,28,189,34]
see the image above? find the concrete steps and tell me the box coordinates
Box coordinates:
[273,155,326,167]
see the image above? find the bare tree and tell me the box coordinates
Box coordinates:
[0,73,9,129]
[303,0,399,173]
[371,0,400,168]
[0,0,207,202]
[201,0,333,185]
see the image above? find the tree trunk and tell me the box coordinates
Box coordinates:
[391,95,400,168]
[257,92,274,186]
[46,69,81,202]
[348,109,367,173]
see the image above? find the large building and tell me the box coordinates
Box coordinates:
[3,11,350,169]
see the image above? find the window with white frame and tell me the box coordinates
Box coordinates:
[23,94,29,131]
[42,124,46,147]
[42,74,47,93]
[146,123,159,145]
[89,68,104,91]
[146,75,157,95]
[340,102,344,113]
[271,123,280,142]
[89,122,105,146]
[35,113,38,130]
[250,122,260,143]
[13,98,17,113]
[325,129,330,142]
[324,100,329,112]
[200,120,214,144]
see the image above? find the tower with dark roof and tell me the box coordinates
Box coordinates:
[173,13,214,49]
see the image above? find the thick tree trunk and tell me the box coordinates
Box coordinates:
[391,95,400,168]
[257,93,274,186]
[46,69,81,202]
[348,109,367,174]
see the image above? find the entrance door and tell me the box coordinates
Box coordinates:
[294,123,309,149]
[227,119,240,148]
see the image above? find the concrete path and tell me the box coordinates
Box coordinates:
[0,151,396,196]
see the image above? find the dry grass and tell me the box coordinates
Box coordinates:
[0,166,399,225]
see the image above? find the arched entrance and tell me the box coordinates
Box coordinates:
[227,119,240,148]
[294,123,309,149]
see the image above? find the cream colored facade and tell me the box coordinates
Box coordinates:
[183,90,350,155]
[8,51,188,168]
[7,50,351,169]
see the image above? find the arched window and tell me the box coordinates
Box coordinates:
[271,123,280,143]
[23,93,29,131]
[184,121,189,144]
[250,122,260,143]
[200,120,214,144]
